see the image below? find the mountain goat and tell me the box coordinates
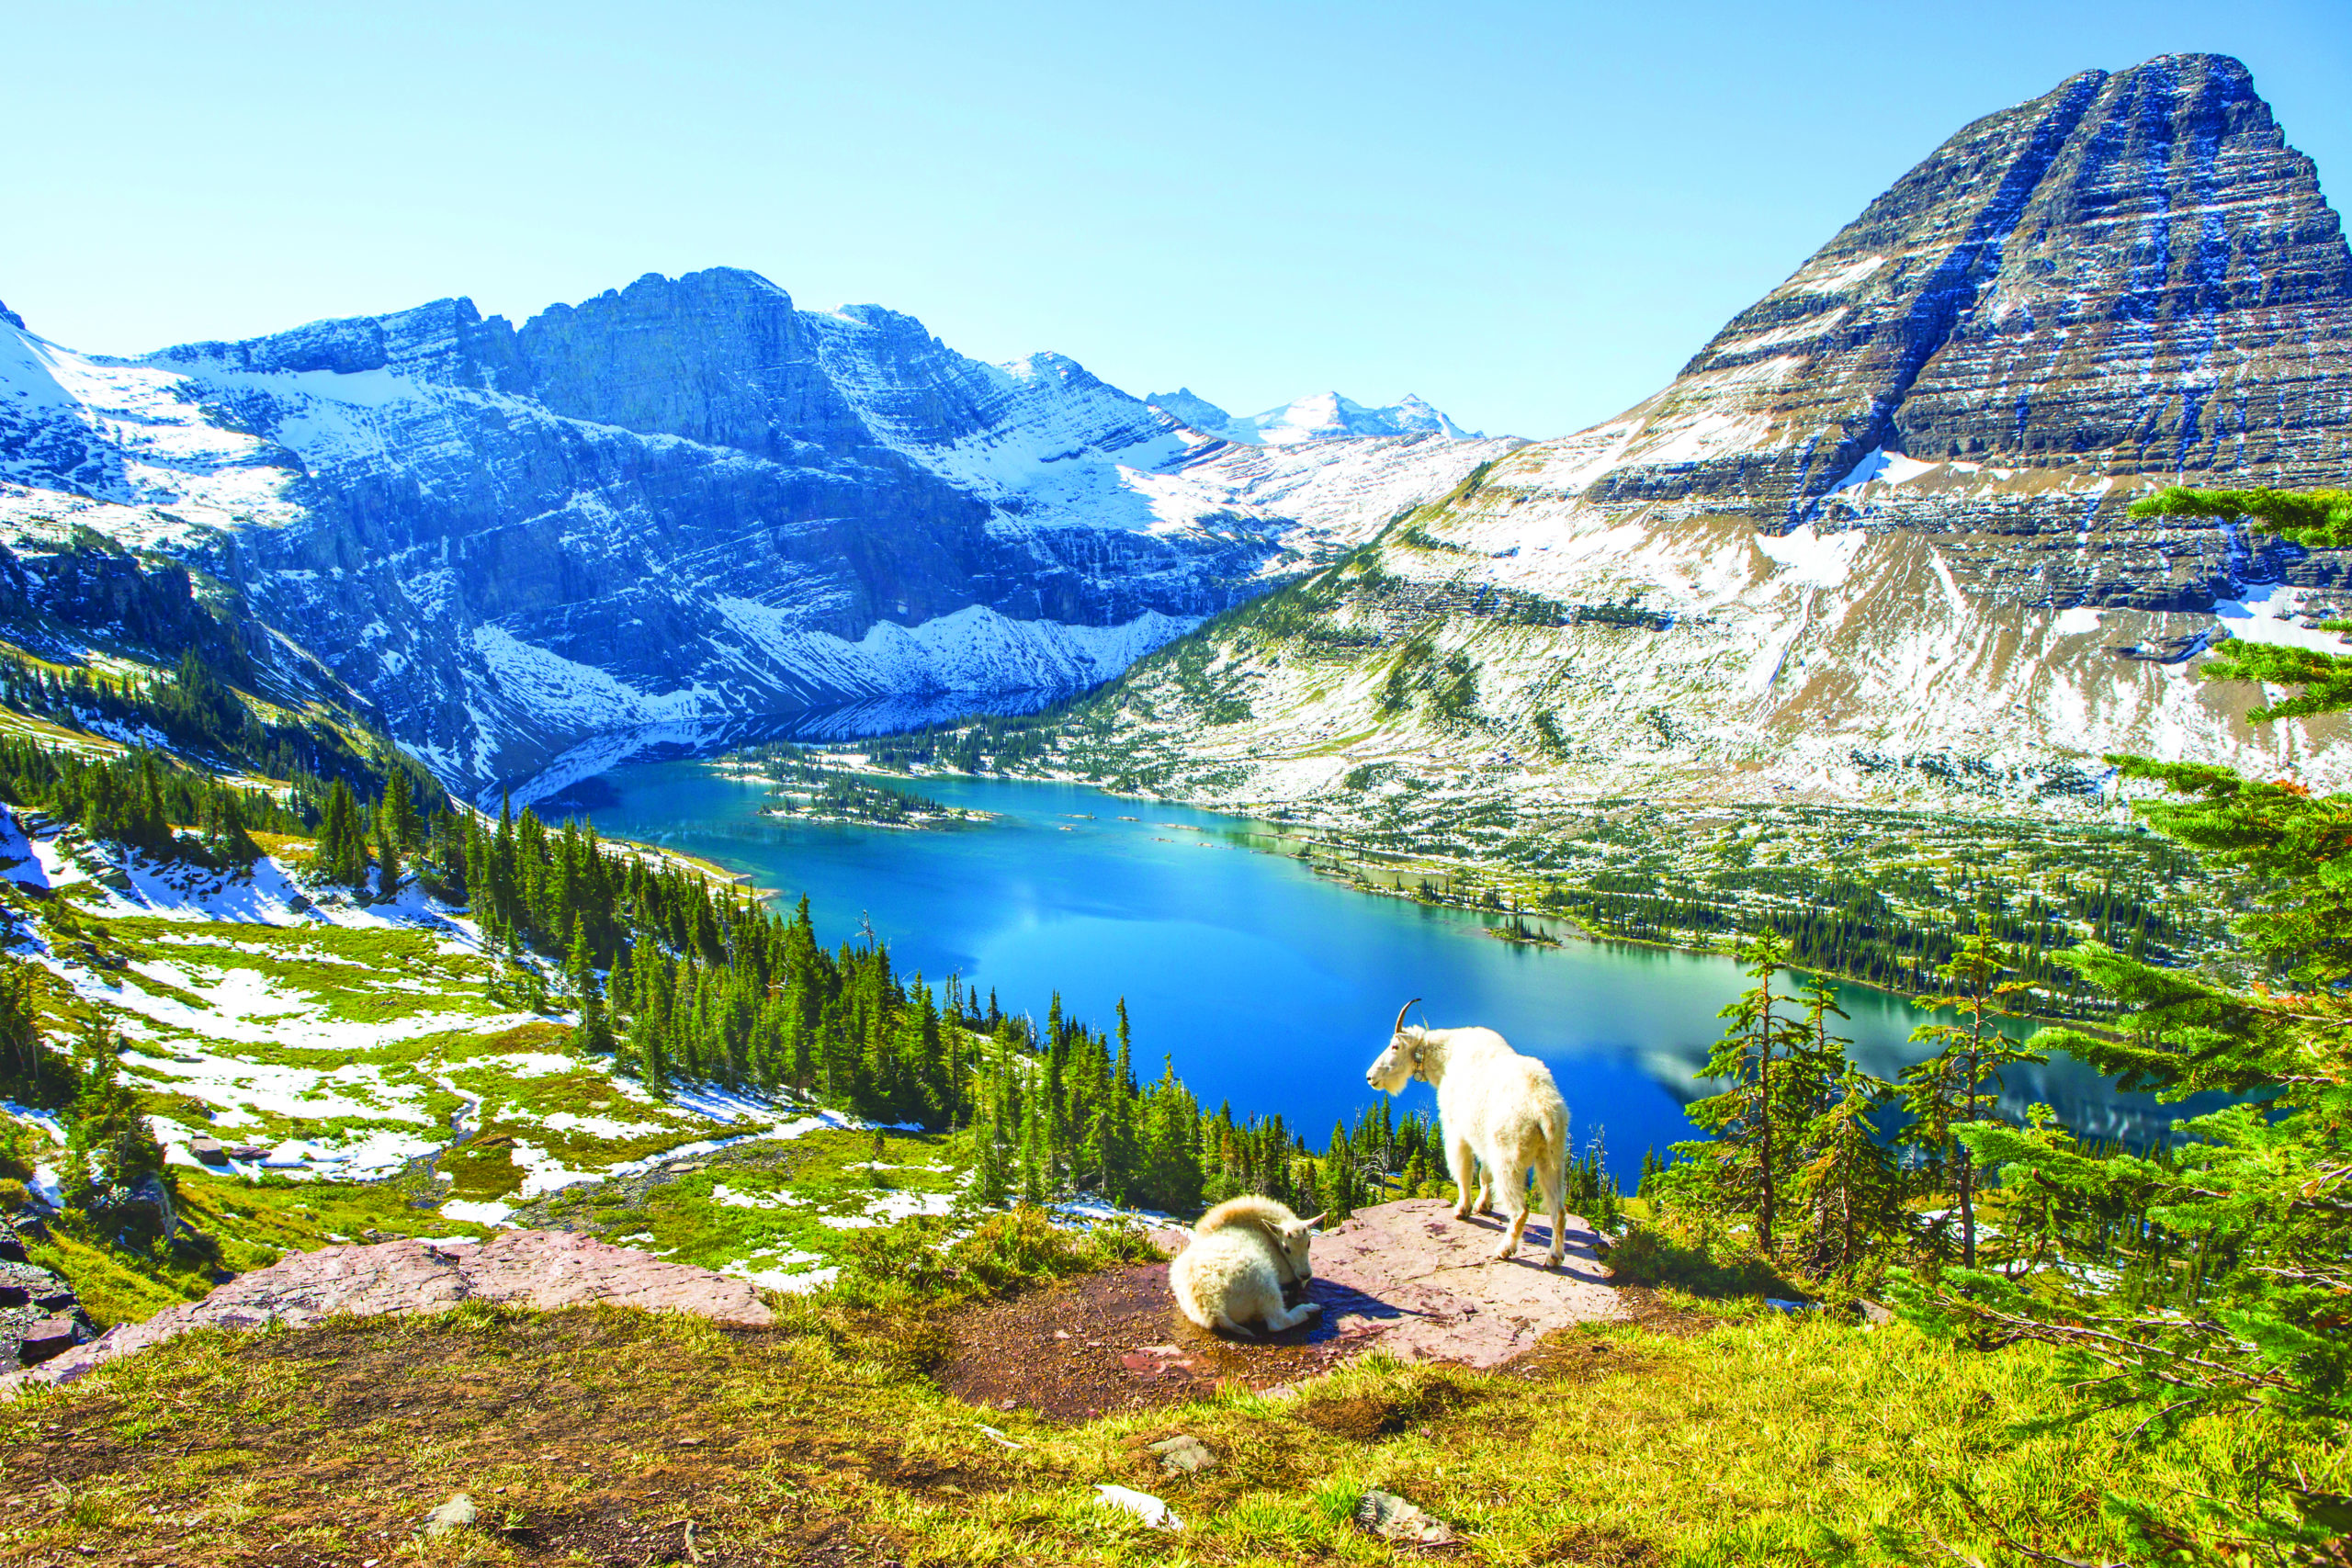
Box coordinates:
[1364,999,1571,1265]
[1170,1195,1325,1337]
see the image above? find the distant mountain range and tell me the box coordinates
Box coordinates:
[3,50,2347,820]
[1147,389,1484,446]
[0,275,1507,796]
[1035,52,2352,821]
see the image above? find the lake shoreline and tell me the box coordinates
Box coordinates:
[572,757,2188,1179]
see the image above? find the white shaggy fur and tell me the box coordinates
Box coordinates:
[1363,1002,1572,1265]
[1170,1196,1324,1338]
[1193,1194,1321,1286]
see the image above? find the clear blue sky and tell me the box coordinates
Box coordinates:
[10,1,2349,438]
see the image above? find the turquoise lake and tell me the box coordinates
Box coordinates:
[577,760,2192,1184]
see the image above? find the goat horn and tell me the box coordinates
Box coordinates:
[1392,998,1421,1035]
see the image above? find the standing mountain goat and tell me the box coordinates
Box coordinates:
[1170,1195,1325,1337]
[1365,999,1572,1265]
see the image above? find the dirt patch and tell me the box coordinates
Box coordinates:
[1291,1377,1479,1441]
[1613,1286,1734,1339]
[1528,1523,1668,1566]
[934,1260,1374,1423]
[10,1312,908,1567]
[1500,1330,1653,1387]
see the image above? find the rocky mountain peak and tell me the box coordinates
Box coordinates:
[1561,51,2351,563]
[1146,388,1483,446]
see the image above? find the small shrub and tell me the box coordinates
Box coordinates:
[1604,1224,1790,1298]
[834,1205,1159,1306]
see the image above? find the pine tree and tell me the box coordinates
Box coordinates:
[379,767,421,853]
[1680,931,1810,1254]
[568,919,614,1055]
[312,779,370,890]
[1899,926,2039,1269]
[0,956,62,1106]
[63,1021,164,1209]
[375,816,403,899]
[1893,486,2352,1547]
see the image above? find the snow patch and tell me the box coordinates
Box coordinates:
[2211,585,2352,653]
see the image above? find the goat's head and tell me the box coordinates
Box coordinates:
[1276,1211,1326,1281]
[1363,998,1423,1094]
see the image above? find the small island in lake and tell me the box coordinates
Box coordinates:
[714,742,990,829]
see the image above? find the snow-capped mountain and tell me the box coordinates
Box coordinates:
[1064,53,2352,821]
[1148,389,1483,446]
[0,271,1509,796]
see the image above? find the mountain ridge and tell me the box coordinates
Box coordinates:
[996,51,2352,834]
[0,267,1508,797]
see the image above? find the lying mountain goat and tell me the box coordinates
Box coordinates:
[1170,1195,1325,1337]
[1364,1000,1571,1265]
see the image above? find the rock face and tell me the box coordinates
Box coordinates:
[0,272,1506,796]
[1299,1199,1624,1366]
[1580,52,2352,608]
[1,1229,775,1395]
[0,1244,98,1373]
[1056,53,2352,818]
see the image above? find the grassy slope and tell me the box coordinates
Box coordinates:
[2,824,920,1324]
[1,1286,2322,1566]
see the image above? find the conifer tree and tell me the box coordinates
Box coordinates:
[312,779,370,889]
[63,1021,164,1209]
[0,958,62,1107]
[568,919,614,1055]
[1681,931,1810,1253]
[1895,487,2352,1547]
[1899,926,2039,1268]
[379,767,421,853]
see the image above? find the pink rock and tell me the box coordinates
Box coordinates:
[16,1316,74,1367]
[2,1230,774,1396]
[1302,1199,1624,1369]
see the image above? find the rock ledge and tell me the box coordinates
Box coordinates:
[2,1229,774,1396]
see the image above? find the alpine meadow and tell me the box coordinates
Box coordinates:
[2,23,2350,1568]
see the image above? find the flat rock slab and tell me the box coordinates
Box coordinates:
[3,1229,774,1396]
[1305,1199,1625,1367]
[947,1199,1625,1420]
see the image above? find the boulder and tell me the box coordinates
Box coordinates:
[17,1316,74,1367]
[1353,1489,1455,1546]
[418,1494,478,1538]
[1297,1199,1626,1368]
[123,1172,178,1237]
[2,1229,776,1396]
[189,1137,228,1167]
[1092,1483,1182,1532]
[1147,1434,1216,1476]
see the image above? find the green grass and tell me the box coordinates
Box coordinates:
[522,1128,967,1280]
[28,1168,492,1328]
[0,1272,2326,1564]
[103,916,503,1024]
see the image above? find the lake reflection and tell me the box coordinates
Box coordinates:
[576,761,2204,1185]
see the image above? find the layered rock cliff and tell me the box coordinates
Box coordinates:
[1555,52,2352,611]
[0,270,1508,794]
[1034,53,2352,823]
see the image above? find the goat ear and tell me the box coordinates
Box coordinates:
[1301,1213,1328,1229]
